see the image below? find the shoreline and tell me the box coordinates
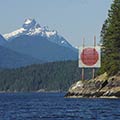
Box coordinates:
[65,72,120,99]
[0,91,67,93]
[0,91,120,99]
[65,95,119,99]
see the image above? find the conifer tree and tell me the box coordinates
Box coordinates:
[100,0,120,75]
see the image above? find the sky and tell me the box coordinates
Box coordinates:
[0,0,113,47]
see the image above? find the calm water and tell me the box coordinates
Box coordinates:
[0,93,120,120]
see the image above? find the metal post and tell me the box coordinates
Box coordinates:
[82,37,85,80]
[92,68,95,79]
[82,68,84,81]
[92,35,96,79]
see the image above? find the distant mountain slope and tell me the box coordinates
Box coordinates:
[0,34,6,45]
[0,45,42,68]
[3,18,74,49]
[4,35,77,61]
[2,18,77,64]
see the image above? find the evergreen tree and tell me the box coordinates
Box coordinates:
[0,61,92,92]
[100,0,120,75]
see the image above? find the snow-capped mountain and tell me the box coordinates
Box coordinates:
[3,19,73,48]
[2,18,77,63]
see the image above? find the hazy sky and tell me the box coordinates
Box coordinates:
[0,0,113,47]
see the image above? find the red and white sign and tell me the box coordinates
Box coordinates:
[79,46,101,68]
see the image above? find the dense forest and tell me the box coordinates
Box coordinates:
[99,0,120,75]
[0,60,93,92]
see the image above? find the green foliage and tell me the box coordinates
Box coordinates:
[99,0,120,76]
[0,61,92,92]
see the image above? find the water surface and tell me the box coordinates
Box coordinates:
[0,93,120,120]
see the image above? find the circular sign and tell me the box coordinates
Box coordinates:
[80,48,99,66]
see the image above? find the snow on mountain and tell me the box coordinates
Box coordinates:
[3,19,73,48]
[4,28,26,40]
[24,19,33,25]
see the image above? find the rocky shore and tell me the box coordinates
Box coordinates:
[65,72,120,98]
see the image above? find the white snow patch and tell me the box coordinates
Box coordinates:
[27,27,42,35]
[3,28,26,40]
[45,31,57,37]
[24,19,32,25]
[61,41,65,44]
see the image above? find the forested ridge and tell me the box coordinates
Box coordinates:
[99,0,120,75]
[0,61,92,92]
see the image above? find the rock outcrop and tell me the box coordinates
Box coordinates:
[65,72,120,98]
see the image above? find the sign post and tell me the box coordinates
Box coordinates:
[92,36,96,79]
[79,36,101,80]
[82,37,85,80]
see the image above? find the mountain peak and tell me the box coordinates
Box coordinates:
[3,18,74,49]
[3,18,57,40]
[24,18,34,25]
[23,18,37,29]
